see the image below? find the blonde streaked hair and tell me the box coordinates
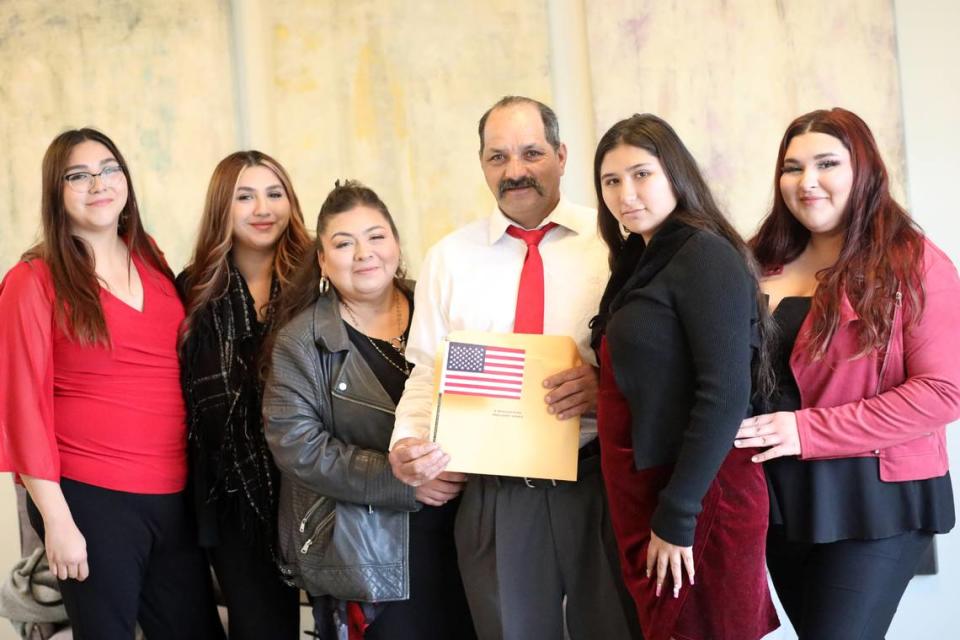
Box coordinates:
[179,150,311,346]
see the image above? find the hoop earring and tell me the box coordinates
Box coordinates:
[318,275,330,295]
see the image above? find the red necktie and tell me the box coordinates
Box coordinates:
[507,222,557,334]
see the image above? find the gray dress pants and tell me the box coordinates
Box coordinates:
[455,453,641,640]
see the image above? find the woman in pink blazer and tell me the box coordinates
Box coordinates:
[736,107,960,639]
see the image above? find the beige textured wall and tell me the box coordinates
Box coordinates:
[0,0,238,273]
[2,1,946,639]
[585,0,906,234]
[268,0,552,271]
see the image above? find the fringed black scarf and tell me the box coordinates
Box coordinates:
[180,264,280,550]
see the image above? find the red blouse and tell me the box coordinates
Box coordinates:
[0,255,187,494]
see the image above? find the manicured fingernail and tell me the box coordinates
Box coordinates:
[673,587,679,598]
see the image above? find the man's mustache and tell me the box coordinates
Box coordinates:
[498,176,544,198]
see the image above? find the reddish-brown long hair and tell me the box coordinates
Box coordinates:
[750,108,924,358]
[23,128,172,346]
[179,151,312,346]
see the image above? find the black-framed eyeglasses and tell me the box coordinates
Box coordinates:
[63,165,125,193]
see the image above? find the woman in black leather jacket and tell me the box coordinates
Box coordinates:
[263,180,476,640]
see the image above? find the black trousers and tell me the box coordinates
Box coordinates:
[27,478,225,640]
[364,499,475,640]
[767,525,933,640]
[310,499,476,640]
[208,506,301,640]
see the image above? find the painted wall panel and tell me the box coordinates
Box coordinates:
[0,0,237,272]
[268,0,553,270]
[584,0,906,235]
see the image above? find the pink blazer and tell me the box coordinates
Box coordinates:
[787,239,960,482]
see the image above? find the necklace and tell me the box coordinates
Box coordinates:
[340,288,411,376]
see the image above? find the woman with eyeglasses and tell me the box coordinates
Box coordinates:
[0,129,224,639]
[735,108,960,638]
[177,151,311,639]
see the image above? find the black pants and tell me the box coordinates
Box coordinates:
[311,499,476,640]
[27,478,225,640]
[365,499,475,640]
[767,526,933,640]
[208,506,301,640]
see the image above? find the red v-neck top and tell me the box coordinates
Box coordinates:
[0,254,187,494]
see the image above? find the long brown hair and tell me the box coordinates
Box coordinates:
[179,151,311,346]
[592,113,774,396]
[23,128,172,346]
[750,108,925,359]
[263,180,407,373]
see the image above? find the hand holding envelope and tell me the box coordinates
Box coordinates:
[427,330,585,481]
[542,363,599,420]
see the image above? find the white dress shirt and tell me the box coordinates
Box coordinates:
[391,197,609,448]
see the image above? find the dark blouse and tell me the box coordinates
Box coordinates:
[343,322,410,405]
[763,296,955,543]
[339,292,474,637]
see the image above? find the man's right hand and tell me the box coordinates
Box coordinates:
[389,437,451,487]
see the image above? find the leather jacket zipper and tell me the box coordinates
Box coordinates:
[299,496,328,533]
[301,510,336,554]
[332,390,395,416]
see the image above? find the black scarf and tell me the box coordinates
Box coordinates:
[180,264,280,548]
[590,217,698,351]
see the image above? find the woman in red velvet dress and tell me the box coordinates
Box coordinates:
[590,114,779,640]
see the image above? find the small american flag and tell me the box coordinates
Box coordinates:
[440,342,526,399]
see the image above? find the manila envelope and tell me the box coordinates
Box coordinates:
[428,330,581,480]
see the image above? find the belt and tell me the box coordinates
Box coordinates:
[496,438,601,489]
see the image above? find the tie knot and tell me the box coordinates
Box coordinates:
[506,222,557,247]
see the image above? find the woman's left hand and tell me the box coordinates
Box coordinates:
[734,411,801,462]
[645,531,694,598]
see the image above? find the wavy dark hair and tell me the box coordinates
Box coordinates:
[593,113,774,396]
[178,150,311,347]
[750,108,925,359]
[263,180,408,374]
[23,128,172,346]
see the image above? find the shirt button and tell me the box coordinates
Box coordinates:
[873,449,880,455]
[338,382,347,391]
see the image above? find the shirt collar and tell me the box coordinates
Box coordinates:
[485,195,589,245]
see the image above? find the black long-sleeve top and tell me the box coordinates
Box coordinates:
[600,219,758,546]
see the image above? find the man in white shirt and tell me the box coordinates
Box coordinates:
[389,96,639,640]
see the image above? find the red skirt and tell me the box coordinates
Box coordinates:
[597,339,779,640]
